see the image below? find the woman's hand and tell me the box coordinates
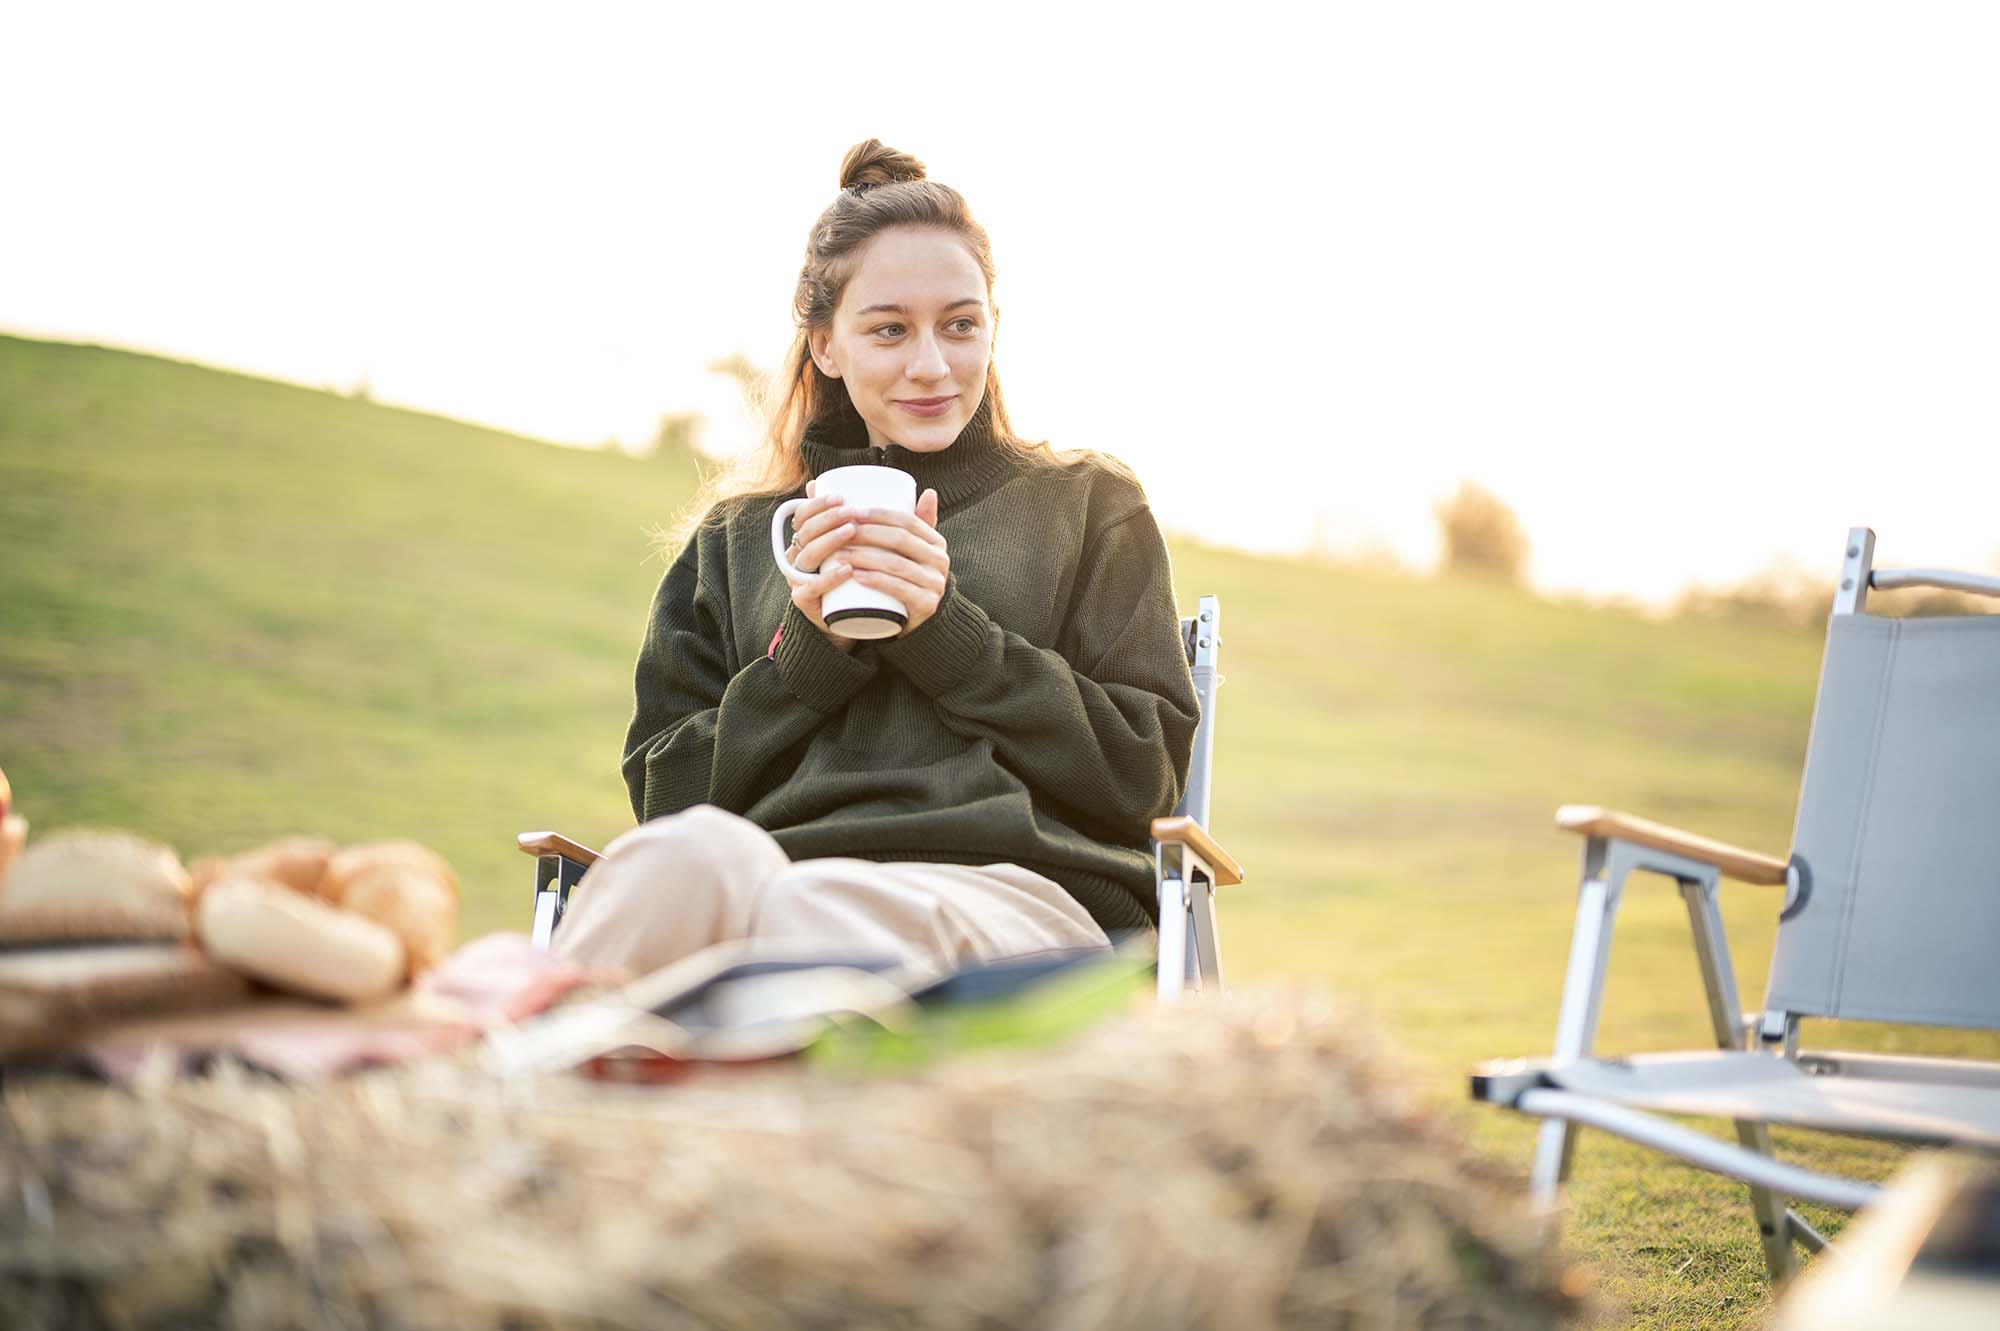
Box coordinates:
[843,488,949,633]
[786,480,864,649]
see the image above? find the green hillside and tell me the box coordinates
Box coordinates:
[3,333,1988,1328]
[1,334,677,933]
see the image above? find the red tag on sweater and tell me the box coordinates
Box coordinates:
[767,625,783,659]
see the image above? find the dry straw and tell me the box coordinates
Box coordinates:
[0,988,1582,1329]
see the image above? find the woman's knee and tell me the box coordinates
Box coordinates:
[554,807,791,969]
[581,806,786,913]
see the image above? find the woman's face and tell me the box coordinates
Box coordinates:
[811,226,993,452]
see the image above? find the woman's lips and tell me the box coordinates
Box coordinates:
[895,396,955,418]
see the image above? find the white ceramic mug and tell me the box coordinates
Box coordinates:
[770,464,918,640]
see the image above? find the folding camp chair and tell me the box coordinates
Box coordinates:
[1472,528,2000,1281]
[519,594,1242,1003]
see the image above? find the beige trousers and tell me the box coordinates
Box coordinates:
[550,805,1112,978]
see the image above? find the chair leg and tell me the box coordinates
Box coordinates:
[1530,838,1626,1207]
[527,852,587,953]
[1188,877,1223,993]
[530,889,563,951]
[1677,872,1800,1281]
[1732,1121,1801,1280]
[1157,872,1189,1005]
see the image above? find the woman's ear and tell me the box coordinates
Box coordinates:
[808,327,841,379]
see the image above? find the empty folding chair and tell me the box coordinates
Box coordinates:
[1472,528,2000,1280]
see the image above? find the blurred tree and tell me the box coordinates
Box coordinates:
[652,410,704,461]
[1434,481,1530,584]
[707,353,769,415]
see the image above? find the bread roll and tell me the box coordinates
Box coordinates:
[338,864,457,975]
[193,835,337,899]
[1,830,192,941]
[188,854,227,896]
[320,840,458,976]
[321,840,459,903]
[196,876,405,1003]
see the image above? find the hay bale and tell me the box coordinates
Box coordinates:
[0,989,1582,1329]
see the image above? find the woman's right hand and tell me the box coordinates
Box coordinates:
[786,480,862,647]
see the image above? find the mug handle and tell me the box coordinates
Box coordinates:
[770,497,812,585]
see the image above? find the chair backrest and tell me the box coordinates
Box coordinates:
[1175,595,1223,829]
[1765,529,2000,1031]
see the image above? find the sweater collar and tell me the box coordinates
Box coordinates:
[798,393,1009,506]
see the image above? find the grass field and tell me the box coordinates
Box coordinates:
[3,333,1990,1328]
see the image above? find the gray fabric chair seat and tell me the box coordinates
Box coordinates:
[1545,1051,2000,1149]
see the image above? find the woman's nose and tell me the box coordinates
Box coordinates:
[906,333,949,381]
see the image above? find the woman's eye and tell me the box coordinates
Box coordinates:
[873,324,904,338]
[948,318,977,334]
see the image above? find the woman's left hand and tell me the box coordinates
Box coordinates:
[843,488,949,633]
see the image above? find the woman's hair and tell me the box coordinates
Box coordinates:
[672,139,1055,544]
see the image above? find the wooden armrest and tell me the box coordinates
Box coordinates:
[1150,816,1244,886]
[1555,805,1786,885]
[516,831,601,868]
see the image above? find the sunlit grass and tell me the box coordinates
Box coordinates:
[4,333,1990,1329]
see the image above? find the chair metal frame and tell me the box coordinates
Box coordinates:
[520,594,1242,1001]
[1471,529,2000,1281]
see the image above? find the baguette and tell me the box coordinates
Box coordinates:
[196,876,405,1004]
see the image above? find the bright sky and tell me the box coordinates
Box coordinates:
[5,2,1996,603]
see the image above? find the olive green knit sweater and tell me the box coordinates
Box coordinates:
[621,402,1199,933]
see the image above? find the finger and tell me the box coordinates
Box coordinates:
[858,508,947,549]
[805,479,817,499]
[786,502,827,551]
[796,520,858,571]
[842,545,941,579]
[793,506,853,548]
[841,546,947,590]
[851,568,942,612]
[791,499,858,547]
[850,522,948,564]
[791,560,851,608]
[916,489,939,528]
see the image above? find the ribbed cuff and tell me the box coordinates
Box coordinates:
[773,601,877,712]
[879,579,991,697]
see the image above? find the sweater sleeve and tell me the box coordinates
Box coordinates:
[621,536,879,824]
[875,501,1199,841]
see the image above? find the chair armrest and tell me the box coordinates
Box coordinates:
[1151,816,1244,886]
[517,831,601,868]
[1555,805,1786,885]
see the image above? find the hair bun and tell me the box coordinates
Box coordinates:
[839,139,927,191]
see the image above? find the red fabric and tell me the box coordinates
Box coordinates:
[767,625,784,659]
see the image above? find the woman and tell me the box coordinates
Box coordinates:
[553,140,1199,977]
